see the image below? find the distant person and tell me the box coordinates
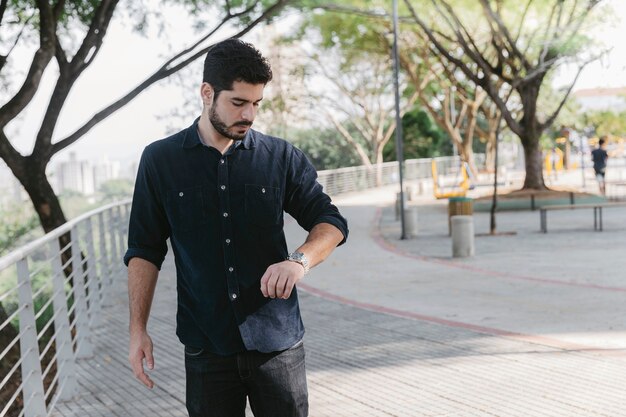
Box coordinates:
[591,137,609,195]
[124,39,348,416]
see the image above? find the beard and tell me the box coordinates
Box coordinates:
[209,106,252,141]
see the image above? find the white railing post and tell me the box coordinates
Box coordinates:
[115,205,125,271]
[85,218,103,328]
[49,239,77,401]
[16,258,47,417]
[108,207,120,282]
[97,211,112,306]
[70,226,93,358]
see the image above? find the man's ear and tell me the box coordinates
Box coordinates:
[200,83,214,106]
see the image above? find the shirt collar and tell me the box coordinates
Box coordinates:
[182,117,256,150]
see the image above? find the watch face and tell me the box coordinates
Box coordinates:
[291,252,304,261]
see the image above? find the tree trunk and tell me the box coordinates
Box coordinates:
[460,141,478,178]
[375,146,385,187]
[19,167,68,234]
[521,135,547,190]
[485,131,497,173]
[12,162,73,274]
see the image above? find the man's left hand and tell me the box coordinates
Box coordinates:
[260,261,305,299]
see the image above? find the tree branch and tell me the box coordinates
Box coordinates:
[0,129,24,176]
[50,0,287,156]
[35,0,120,156]
[0,14,34,73]
[540,57,595,131]
[70,0,119,74]
[404,0,518,136]
[326,110,372,166]
[539,1,561,65]
[0,0,7,26]
[159,0,261,73]
[514,0,534,44]
[0,1,56,128]
[478,0,530,70]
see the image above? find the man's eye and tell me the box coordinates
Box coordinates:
[233,102,244,107]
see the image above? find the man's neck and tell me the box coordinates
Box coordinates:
[198,114,233,155]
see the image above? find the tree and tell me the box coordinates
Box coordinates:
[0,0,288,237]
[383,107,450,160]
[289,127,362,170]
[404,0,605,189]
[298,1,505,177]
[309,51,419,169]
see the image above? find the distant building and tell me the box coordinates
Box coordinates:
[573,87,626,112]
[93,157,121,191]
[55,152,95,195]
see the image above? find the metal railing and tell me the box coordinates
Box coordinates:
[317,156,471,196]
[0,200,130,417]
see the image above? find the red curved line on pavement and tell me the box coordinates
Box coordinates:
[370,207,626,293]
[298,282,626,357]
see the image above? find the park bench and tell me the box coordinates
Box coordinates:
[539,202,626,233]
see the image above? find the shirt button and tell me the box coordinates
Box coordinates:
[179,192,184,197]
[261,188,266,193]
[231,293,237,300]
[220,185,226,190]
[225,239,231,244]
[228,267,234,272]
[220,159,225,164]
[223,212,228,218]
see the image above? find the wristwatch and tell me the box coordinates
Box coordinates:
[287,252,310,275]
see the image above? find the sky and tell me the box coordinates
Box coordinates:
[4,0,626,170]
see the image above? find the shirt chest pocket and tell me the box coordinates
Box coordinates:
[245,184,281,228]
[166,186,209,232]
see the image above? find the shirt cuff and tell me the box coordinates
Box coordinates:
[124,248,166,270]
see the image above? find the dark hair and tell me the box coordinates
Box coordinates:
[599,136,606,146]
[203,38,273,98]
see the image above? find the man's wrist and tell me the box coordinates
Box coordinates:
[287,251,310,275]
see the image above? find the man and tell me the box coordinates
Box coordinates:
[591,136,609,195]
[124,38,348,417]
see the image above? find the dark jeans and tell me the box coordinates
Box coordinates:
[184,341,308,417]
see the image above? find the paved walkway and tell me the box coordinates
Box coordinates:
[53,185,626,416]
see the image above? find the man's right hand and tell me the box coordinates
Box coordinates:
[128,330,155,389]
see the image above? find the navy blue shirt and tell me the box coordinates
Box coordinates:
[592,148,608,171]
[124,119,348,355]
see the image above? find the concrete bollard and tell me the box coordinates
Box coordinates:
[405,206,418,238]
[451,215,474,258]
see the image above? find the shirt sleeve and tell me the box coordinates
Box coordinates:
[123,148,170,269]
[284,148,348,245]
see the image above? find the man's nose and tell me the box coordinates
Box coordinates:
[241,104,255,121]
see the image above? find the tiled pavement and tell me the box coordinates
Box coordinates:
[51,263,626,417]
[52,186,626,416]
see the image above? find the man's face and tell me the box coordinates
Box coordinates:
[209,81,264,141]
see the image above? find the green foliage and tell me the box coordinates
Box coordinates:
[582,110,626,138]
[98,179,134,203]
[288,127,362,170]
[384,107,452,161]
[0,203,39,256]
[59,193,99,220]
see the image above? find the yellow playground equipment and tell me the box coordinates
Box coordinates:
[431,159,473,199]
[545,147,564,175]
